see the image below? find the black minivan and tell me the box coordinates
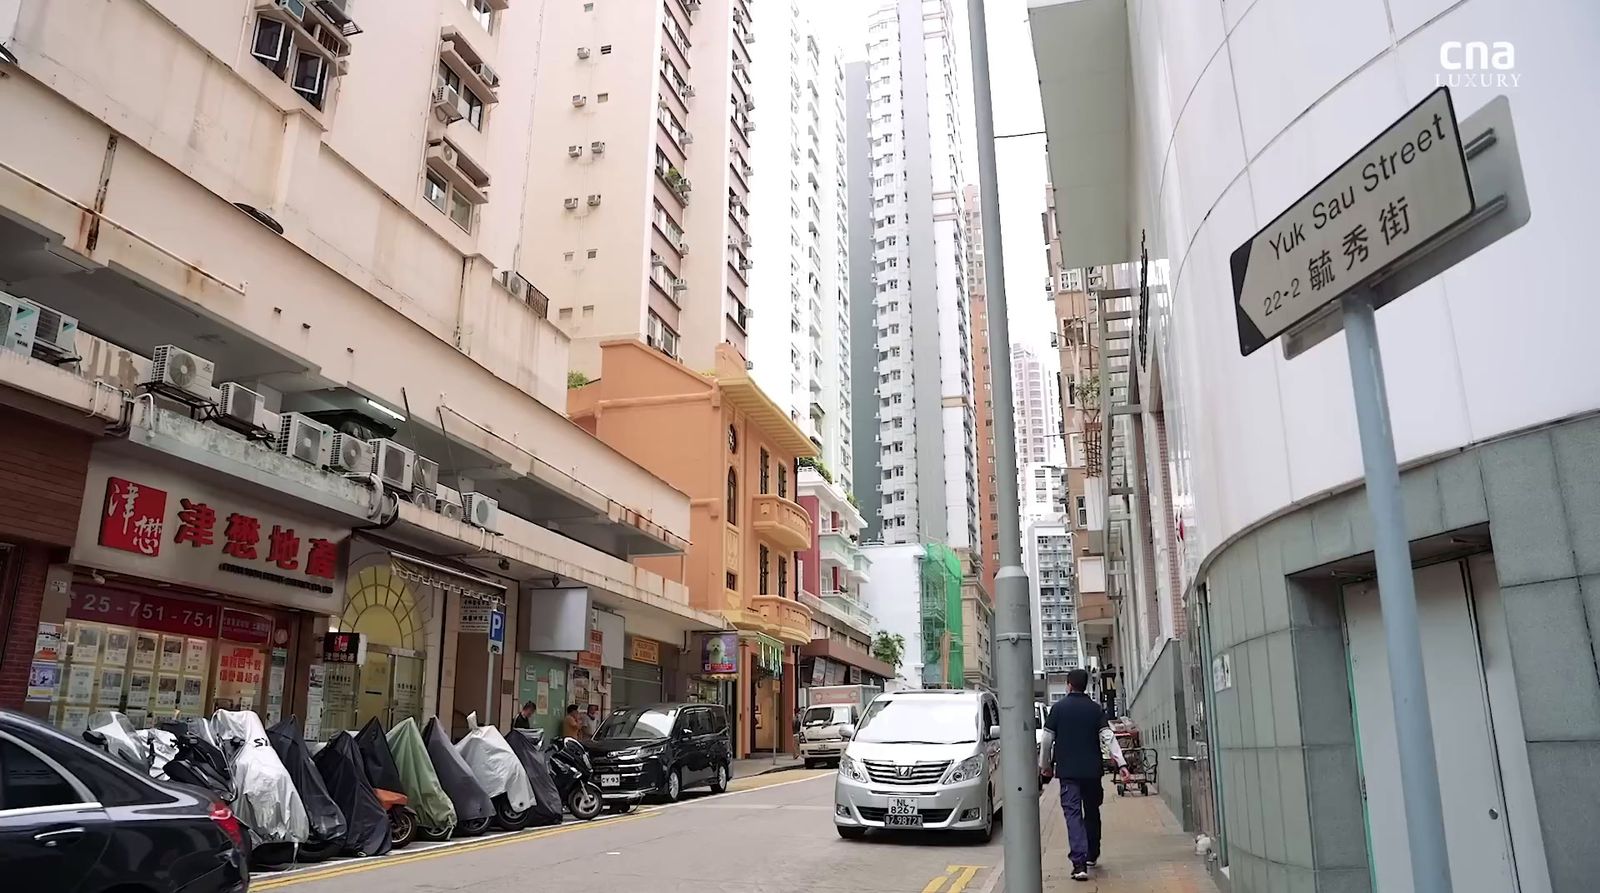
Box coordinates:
[585,703,733,804]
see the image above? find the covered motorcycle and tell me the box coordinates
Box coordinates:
[211,709,310,846]
[266,717,347,860]
[422,716,493,836]
[506,729,563,827]
[456,713,536,830]
[386,717,457,840]
[356,717,406,794]
[314,731,392,856]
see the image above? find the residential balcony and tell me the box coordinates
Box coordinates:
[818,527,860,569]
[799,637,895,681]
[750,594,813,646]
[753,493,811,550]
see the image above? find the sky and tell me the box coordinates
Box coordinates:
[813,0,1059,370]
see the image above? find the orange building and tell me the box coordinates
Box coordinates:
[569,341,816,758]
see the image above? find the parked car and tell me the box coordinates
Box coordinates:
[0,710,249,892]
[834,689,1003,842]
[798,703,859,768]
[585,703,732,804]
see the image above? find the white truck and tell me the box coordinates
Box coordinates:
[797,684,882,768]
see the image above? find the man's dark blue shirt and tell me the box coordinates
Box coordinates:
[1044,692,1109,781]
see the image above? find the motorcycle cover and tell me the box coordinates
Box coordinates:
[211,710,310,845]
[355,717,406,794]
[266,717,348,844]
[138,728,178,777]
[506,730,563,826]
[314,732,392,857]
[386,717,457,831]
[421,716,493,823]
[456,713,534,812]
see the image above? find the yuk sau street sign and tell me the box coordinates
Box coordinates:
[1232,88,1475,356]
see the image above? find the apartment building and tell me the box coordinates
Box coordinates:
[965,184,1001,595]
[847,0,977,552]
[746,3,852,482]
[0,0,726,737]
[1012,344,1063,468]
[526,0,756,374]
[795,468,892,692]
[859,542,964,689]
[1023,516,1078,701]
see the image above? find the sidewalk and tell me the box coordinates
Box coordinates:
[732,753,805,778]
[1035,785,1219,892]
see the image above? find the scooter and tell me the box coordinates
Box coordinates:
[385,717,459,842]
[83,712,151,770]
[421,716,494,838]
[211,709,311,869]
[355,718,419,849]
[545,735,604,821]
[455,713,537,832]
[266,717,347,864]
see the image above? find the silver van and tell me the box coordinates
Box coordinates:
[833,689,1002,841]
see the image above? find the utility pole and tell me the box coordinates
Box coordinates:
[967,1,1042,890]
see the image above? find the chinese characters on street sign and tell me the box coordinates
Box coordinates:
[1231,88,1476,355]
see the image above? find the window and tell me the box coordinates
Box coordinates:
[438,64,486,129]
[468,0,497,32]
[586,248,598,259]
[646,311,679,358]
[601,44,613,54]
[583,2,594,9]
[726,571,737,590]
[726,467,738,523]
[597,92,610,102]
[424,172,449,211]
[293,52,328,108]
[759,545,770,593]
[251,18,290,76]
[1075,496,1087,527]
[777,463,788,498]
[0,738,83,811]
[448,189,474,231]
[759,449,770,495]
[778,556,788,598]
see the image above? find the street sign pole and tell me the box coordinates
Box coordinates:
[1341,288,1451,893]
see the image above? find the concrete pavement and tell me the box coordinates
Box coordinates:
[252,769,1001,893]
[1033,782,1219,892]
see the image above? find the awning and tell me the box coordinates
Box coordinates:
[389,550,507,609]
[742,632,786,674]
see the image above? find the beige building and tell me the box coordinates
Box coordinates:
[526,0,756,376]
[0,0,727,735]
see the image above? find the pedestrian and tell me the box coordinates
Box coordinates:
[584,703,602,737]
[562,703,585,740]
[1039,668,1131,882]
[512,701,536,731]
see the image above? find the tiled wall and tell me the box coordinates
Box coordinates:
[1201,414,1600,892]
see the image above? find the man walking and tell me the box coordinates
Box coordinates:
[1039,668,1130,881]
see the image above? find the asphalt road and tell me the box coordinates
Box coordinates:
[251,769,1002,893]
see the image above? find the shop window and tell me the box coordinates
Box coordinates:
[0,739,84,810]
[759,545,770,594]
[726,467,738,523]
[759,449,770,494]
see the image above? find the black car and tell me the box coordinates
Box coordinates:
[0,710,249,892]
[585,703,732,804]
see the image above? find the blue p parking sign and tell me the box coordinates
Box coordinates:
[488,608,505,655]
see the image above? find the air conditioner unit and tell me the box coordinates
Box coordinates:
[677,240,689,255]
[572,94,587,107]
[496,269,529,300]
[740,235,753,249]
[681,131,695,145]
[743,100,755,112]
[472,62,499,89]
[587,194,602,207]
[146,345,216,401]
[436,486,465,521]
[682,85,696,98]
[733,60,746,72]
[568,144,582,157]
[461,492,499,532]
[671,277,687,292]
[367,438,416,492]
[576,46,591,59]
[19,300,78,361]
[328,433,373,474]
[432,86,464,123]
[590,140,606,155]
[650,255,664,268]
[0,292,39,357]
[746,120,756,133]
[215,383,265,432]
[276,0,308,18]
[412,455,440,495]
[411,490,437,512]
[563,197,579,210]
[277,413,332,466]
[437,142,459,165]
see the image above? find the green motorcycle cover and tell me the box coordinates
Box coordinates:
[386,717,456,831]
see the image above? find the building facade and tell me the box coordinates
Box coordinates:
[746,4,853,481]
[1033,0,1600,890]
[859,542,964,690]
[966,184,1002,596]
[847,0,977,550]
[1023,515,1078,701]
[525,0,757,374]
[1012,343,1064,469]
[569,342,816,758]
[795,469,892,693]
[0,0,724,742]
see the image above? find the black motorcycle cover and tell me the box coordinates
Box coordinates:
[421,716,493,823]
[506,730,563,827]
[313,732,392,857]
[355,717,406,794]
[266,717,348,844]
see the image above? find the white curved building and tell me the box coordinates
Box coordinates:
[1031,1,1600,890]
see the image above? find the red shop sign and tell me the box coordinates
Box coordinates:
[67,587,220,638]
[220,608,274,645]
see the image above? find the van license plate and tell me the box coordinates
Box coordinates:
[885,798,921,827]
[601,774,621,787]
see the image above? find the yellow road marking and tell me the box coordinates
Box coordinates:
[922,869,953,893]
[251,812,657,889]
[946,864,984,893]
